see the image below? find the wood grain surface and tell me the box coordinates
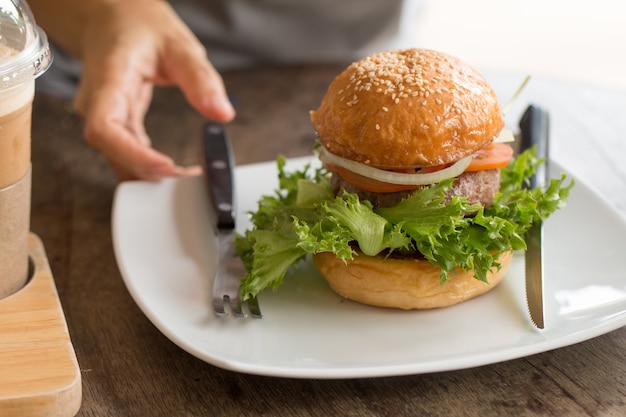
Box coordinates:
[0,234,81,417]
[29,64,625,417]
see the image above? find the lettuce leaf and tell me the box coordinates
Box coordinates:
[237,150,573,300]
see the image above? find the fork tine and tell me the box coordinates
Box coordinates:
[213,293,263,319]
[227,295,245,317]
[213,295,228,317]
[247,296,263,319]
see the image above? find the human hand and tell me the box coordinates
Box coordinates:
[73,0,235,181]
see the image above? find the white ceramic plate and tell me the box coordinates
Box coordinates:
[112,157,626,379]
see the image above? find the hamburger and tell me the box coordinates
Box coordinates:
[236,48,571,310]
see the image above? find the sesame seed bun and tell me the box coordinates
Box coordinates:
[313,250,512,310]
[310,48,505,168]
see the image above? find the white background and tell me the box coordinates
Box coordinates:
[413,0,626,92]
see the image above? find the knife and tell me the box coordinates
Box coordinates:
[519,105,550,329]
[202,121,262,318]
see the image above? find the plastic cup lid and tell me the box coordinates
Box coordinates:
[0,0,52,90]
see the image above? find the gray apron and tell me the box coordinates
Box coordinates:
[38,0,422,96]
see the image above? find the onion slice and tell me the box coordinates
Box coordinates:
[494,129,515,143]
[318,148,472,186]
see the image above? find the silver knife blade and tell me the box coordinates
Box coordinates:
[202,121,262,318]
[519,105,550,329]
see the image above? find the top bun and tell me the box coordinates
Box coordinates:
[310,49,505,168]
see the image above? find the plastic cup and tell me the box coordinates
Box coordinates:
[0,0,52,298]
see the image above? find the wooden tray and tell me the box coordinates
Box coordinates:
[0,233,81,416]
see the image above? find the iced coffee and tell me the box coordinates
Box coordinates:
[0,64,34,190]
[0,1,52,298]
[0,74,34,297]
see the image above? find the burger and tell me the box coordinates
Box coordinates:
[236,48,571,310]
[310,48,511,309]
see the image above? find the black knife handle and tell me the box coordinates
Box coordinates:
[519,105,550,189]
[202,121,236,229]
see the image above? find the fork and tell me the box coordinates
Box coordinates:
[203,121,263,319]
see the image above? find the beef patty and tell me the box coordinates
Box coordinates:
[330,169,501,209]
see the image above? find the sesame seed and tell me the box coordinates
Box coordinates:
[382,106,388,112]
[341,49,463,109]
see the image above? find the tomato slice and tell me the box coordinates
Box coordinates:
[325,143,514,193]
[465,143,513,172]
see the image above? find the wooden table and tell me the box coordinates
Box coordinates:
[29,64,625,416]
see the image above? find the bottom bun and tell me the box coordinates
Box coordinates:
[313,250,513,310]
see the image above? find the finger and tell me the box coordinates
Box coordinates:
[173,164,203,177]
[83,85,178,181]
[126,81,154,147]
[160,41,235,122]
[76,68,202,181]
[76,49,178,181]
[110,160,201,182]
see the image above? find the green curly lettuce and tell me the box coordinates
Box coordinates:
[236,150,573,300]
